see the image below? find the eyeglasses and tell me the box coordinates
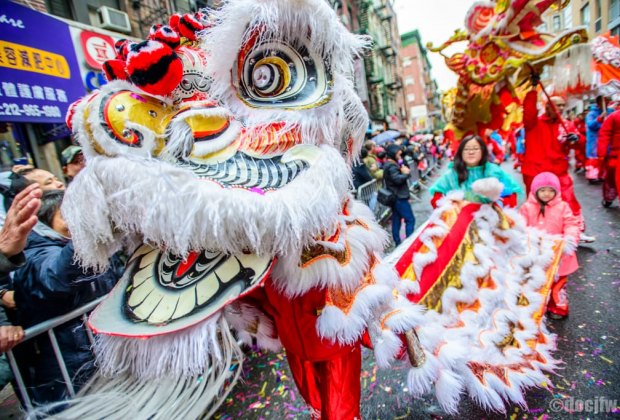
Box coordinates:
[463,147,481,153]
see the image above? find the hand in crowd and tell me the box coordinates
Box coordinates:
[400,165,411,175]
[0,325,24,353]
[0,183,42,258]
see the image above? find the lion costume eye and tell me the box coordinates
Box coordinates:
[234,33,333,110]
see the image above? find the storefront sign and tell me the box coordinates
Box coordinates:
[80,30,116,70]
[0,2,83,123]
[70,26,132,92]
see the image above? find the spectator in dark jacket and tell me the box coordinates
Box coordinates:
[353,149,374,190]
[383,145,415,246]
[11,190,123,406]
[0,183,41,390]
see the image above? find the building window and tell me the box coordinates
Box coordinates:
[595,17,602,31]
[46,0,75,19]
[553,15,562,31]
[407,93,416,103]
[611,0,620,22]
[539,22,548,32]
[563,4,573,28]
[612,24,620,37]
[403,59,412,67]
[581,3,591,26]
[405,77,414,86]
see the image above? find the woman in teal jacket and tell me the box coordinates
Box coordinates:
[430,135,523,207]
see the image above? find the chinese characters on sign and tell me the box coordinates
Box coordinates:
[80,31,116,70]
[0,40,71,78]
[0,81,68,118]
[0,2,83,123]
[73,30,121,92]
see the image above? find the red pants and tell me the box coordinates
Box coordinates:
[523,173,583,229]
[602,164,618,203]
[548,276,569,316]
[570,139,586,169]
[617,163,620,201]
[287,347,362,420]
[585,158,602,180]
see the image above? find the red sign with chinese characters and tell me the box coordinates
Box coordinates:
[80,30,115,70]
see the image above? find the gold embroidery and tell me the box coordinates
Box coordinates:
[325,256,377,315]
[419,224,479,313]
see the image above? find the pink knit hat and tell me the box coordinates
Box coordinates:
[531,172,561,194]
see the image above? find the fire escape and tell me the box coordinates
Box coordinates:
[375,1,402,125]
[359,0,385,122]
[129,0,217,38]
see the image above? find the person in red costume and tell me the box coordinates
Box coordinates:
[598,108,620,207]
[250,283,362,419]
[483,129,506,163]
[571,111,587,172]
[522,74,595,242]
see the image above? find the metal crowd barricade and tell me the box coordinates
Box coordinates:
[356,179,391,223]
[5,296,104,411]
[356,155,443,224]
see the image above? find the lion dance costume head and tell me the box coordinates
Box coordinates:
[59,1,424,417]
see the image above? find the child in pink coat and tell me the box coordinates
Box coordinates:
[519,172,581,319]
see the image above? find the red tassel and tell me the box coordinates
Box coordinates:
[150,25,181,49]
[178,13,204,41]
[102,59,129,81]
[114,39,132,60]
[126,40,183,96]
[169,13,182,32]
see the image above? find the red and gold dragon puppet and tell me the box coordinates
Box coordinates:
[55,1,565,418]
[432,0,589,147]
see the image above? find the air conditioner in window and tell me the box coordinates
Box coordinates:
[97,6,131,34]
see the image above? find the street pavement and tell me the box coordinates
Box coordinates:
[213,162,620,420]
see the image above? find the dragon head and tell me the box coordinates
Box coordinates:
[63,1,370,334]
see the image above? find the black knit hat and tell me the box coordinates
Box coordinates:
[386,144,401,160]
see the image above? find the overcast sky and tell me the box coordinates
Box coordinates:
[394,0,475,92]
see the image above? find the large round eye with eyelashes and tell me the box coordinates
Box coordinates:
[234,34,333,110]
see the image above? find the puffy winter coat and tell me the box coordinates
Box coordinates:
[11,231,123,405]
[352,162,373,190]
[597,109,620,168]
[383,160,411,199]
[519,172,580,276]
[586,104,614,159]
[429,162,522,208]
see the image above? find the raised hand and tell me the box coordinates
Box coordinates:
[0,183,42,258]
